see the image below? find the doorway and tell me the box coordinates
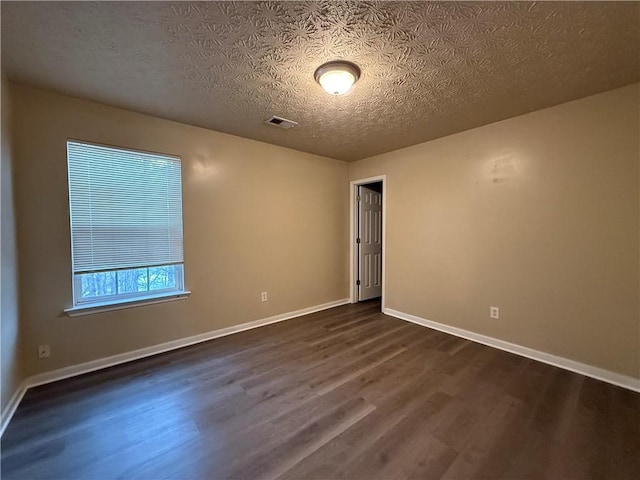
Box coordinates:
[350,175,386,309]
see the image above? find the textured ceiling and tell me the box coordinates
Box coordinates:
[2,1,639,161]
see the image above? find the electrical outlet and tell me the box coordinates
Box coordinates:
[490,306,500,319]
[38,344,50,359]
[261,291,268,302]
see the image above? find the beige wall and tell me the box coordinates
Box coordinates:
[1,76,24,412]
[12,84,349,376]
[350,84,640,378]
[9,81,639,381]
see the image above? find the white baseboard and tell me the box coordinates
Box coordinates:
[384,308,640,393]
[0,379,28,438]
[1,298,349,437]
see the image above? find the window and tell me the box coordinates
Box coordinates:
[67,140,185,309]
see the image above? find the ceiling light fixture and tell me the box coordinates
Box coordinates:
[314,61,361,95]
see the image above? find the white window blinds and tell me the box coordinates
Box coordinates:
[67,141,184,274]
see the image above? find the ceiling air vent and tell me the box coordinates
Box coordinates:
[265,116,298,129]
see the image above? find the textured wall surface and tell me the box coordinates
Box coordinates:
[1,77,24,414]
[350,84,640,378]
[11,84,349,376]
[2,1,638,161]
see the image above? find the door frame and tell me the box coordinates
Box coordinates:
[350,175,387,309]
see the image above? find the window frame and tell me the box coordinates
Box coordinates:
[65,139,188,313]
[72,264,185,306]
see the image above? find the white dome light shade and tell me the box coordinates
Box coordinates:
[318,70,356,95]
[314,61,361,95]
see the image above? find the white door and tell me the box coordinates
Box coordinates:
[358,185,382,301]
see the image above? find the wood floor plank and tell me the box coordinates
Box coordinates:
[2,299,638,480]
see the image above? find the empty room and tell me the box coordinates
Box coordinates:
[1,1,639,479]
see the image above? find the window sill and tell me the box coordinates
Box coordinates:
[64,290,191,317]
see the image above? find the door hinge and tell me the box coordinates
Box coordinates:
[356,195,361,201]
[356,238,361,244]
[356,280,361,286]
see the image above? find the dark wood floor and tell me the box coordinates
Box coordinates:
[2,300,639,479]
